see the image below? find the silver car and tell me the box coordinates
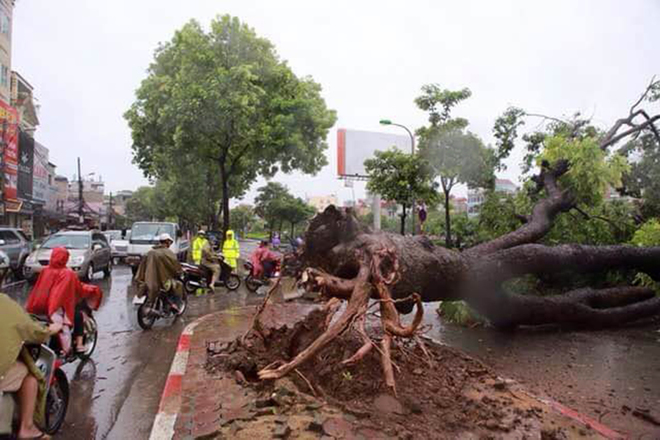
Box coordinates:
[24,230,112,281]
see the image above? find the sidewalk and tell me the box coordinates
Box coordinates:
[157,304,625,440]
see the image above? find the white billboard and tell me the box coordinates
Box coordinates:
[337,128,412,177]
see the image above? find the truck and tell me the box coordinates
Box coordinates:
[125,222,189,276]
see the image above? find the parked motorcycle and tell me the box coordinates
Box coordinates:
[181,253,240,293]
[243,260,281,293]
[135,281,188,330]
[0,341,70,437]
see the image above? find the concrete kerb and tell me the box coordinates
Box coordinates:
[148,314,210,440]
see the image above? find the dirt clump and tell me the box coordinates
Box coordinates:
[205,309,599,439]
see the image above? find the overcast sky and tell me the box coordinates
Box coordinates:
[12,0,660,204]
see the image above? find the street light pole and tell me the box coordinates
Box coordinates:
[379,119,416,235]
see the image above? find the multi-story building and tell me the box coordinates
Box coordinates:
[450,196,468,214]
[0,0,13,105]
[68,177,105,203]
[467,178,518,218]
[307,194,339,213]
[11,71,39,134]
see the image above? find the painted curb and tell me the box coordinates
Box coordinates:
[149,315,628,440]
[148,319,200,440]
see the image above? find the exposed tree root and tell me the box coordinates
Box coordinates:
[254,247,430,396]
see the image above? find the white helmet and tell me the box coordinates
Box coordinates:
[158,233,174,243]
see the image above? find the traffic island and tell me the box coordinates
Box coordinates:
[155,303,624,439]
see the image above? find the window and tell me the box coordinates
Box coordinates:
[0,230,19,244]
[0,65,7,87]
[0,13,9,35]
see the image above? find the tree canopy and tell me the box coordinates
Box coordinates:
[365,148,438,235]
[416,84,496,247]
[125,15,336,232]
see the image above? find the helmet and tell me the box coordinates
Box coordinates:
[197,230,206,236]
[158,233,174,243]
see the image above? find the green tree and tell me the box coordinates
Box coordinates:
[414,84,496,247]
[280,197,316,237]
[620,133,660,220]
[125,15,336,234]
[365,148,438,235]
[254,182,292,238]
[125,186,158,222]
[230,204,256,237]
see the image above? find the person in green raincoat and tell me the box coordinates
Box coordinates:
[0,269,60,439]
[221,230,240,270]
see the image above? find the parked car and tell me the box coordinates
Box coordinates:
[0,227,32,279]
[104,229,130,263]
[24,230,112,281]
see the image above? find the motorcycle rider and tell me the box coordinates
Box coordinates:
[134,233,184,311]
[250,240,280,279]
[26,247,103,356]
[222,229,240,270]
[200,237,221,292]
[0,252,59,440]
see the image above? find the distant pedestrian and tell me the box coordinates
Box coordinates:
[272,233,281,249]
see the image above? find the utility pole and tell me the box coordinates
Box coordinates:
[108,192,114,229]
[77,157,83,224]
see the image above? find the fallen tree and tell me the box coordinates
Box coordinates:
[247,79,660,394]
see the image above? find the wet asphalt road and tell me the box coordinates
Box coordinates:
[7,240,262,440]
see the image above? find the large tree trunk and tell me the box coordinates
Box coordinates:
[219,163,230,236]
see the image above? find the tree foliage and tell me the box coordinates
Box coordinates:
[365,148,438,235]
[254,182,315,237]
[416,84,496,247]
[620,133,660,220]
[125,15,336,233]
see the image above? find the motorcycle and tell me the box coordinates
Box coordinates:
[0,341,70,437]
[243,259,281,293]
[135,279,188,330]
[181,253,240,294]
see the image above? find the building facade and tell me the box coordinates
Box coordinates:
[467,178,518,218]
[307,194,339,213]
[0,0,13,105]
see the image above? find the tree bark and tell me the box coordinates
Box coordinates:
[219,163,230,237]
[299,206,660,327]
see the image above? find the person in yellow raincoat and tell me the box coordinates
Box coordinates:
[222,230,240,270]
[191,230,209,265]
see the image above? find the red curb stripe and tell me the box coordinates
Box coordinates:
[176,334,190,352]
[545,399,626,439]
[161,374,182,405]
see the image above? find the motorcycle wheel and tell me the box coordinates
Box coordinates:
[43,369,69,435]
[77,315,98,361]
[175,292,188,317]
[245,275,260,292]
[226,274,241,291]
[184,279,197,294]
[137,300,157,330]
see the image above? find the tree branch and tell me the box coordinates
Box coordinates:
[465,161,574,258]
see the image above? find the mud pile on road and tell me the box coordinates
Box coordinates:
[205,308,596,438]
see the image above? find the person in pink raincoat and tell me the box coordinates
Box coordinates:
[249,241,279,278]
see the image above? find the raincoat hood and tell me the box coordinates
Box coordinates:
[50,247,69,268]
[26,247,103,322]
[226,230,234,240]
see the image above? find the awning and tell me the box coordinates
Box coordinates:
[5,199,22,213]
